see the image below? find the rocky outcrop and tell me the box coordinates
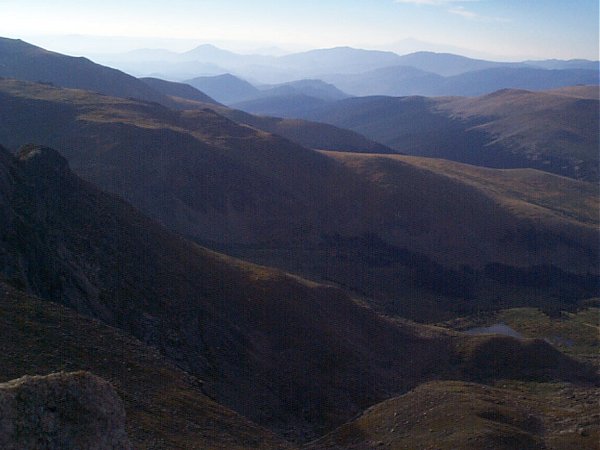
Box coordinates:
[0,371,131,450]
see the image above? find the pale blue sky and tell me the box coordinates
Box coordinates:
[1,0,598,59]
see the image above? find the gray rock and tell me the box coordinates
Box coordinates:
[0,371,131,450]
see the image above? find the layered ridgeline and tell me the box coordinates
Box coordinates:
[0,79,597,322]
[94,43,598,91]
[140,77,393,153]
[2,144,594,444]
[0,37,389,154]
[241,86,600,181]
[2,37,596,179]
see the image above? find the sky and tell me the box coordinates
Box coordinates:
[0,0,598,60]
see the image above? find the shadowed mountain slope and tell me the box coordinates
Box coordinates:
[1,143,595,442]
[0,80,597,322]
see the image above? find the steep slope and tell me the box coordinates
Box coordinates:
[1,143,594,442]
[0,282,291,449]
[0,37,173,106]
[0,80,597,321]
[294,89,599,181]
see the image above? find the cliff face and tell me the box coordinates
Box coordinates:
[0,371,131,450]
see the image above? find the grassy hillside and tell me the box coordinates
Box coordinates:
[441,88,599,167]
[308,380,599,450]
[335,152,599,229]
[317,299,600,450]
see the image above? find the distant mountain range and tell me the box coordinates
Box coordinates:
[8,34,595,117]
[320,65,598,97]
[93,43,598,93]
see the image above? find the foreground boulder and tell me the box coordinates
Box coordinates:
[0,371,131,450]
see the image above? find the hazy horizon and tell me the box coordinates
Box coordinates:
[1,0,598,61]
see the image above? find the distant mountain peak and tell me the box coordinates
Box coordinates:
[183,43,238,57]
